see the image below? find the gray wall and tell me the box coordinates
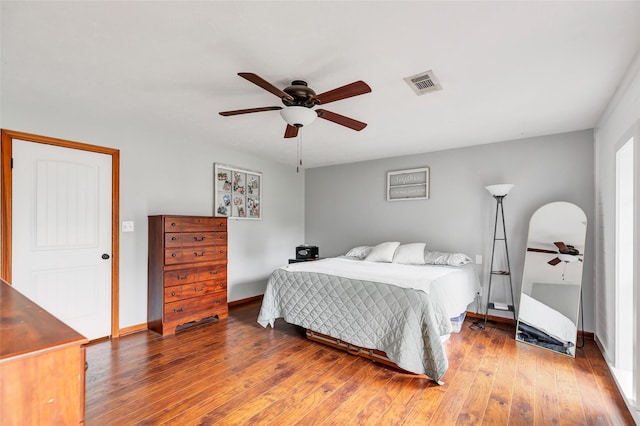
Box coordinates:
[306,130,596,330]
[1,104,305,329]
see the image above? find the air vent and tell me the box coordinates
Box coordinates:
[404,70,442,96]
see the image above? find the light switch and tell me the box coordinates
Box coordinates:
[121,221,135,232]
[475,255,482,264]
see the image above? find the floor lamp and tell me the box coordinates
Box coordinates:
[482,184,516,330]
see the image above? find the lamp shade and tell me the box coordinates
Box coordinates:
[280,106,317,128]
[485,184,514,197]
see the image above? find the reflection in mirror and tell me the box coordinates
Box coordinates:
[516,201,587,357]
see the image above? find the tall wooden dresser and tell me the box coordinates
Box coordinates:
[148,215,228,336]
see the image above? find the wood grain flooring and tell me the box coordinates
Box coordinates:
[85,301,634,425]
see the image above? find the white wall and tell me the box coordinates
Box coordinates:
[306,130,596,329]
[593,50,640,387]
[1,102,305,329]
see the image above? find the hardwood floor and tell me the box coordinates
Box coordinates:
[85,301,634,425]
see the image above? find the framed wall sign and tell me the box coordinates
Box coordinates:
[386,167,430,201]
[214,163,262,219]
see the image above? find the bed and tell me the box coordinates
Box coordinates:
[257,248,479,383]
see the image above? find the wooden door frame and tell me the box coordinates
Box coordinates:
[1,129,121,338]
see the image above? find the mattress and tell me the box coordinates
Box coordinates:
[280,257,479,319]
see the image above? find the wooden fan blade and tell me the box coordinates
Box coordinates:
[316,109,367,131]
[314,81,371,105]
[238,73,293,101]
[555,241,580,255]
[548,257,562,266]
[284,125,298,138]
[219,106,282,116]
[527,248,558,254]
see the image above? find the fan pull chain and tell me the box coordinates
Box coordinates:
[296,133,303,173]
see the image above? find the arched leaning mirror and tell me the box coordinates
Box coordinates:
[516,201,587,357]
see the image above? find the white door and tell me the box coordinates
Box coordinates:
[12,139,112,340]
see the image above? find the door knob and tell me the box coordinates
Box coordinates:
[102,253,110,260]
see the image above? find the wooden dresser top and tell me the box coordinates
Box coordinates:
[0,279,88,360]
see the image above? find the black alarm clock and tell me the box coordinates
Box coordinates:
[296,245,319,259]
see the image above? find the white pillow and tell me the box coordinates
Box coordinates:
[392,243,426,265]
[365,242,400,263]
[424,251,472,266]
[344,246,372,259]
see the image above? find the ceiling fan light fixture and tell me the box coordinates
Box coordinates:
[280,106,316,128]
[558,253,579,263]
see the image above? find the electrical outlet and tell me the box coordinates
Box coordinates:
[475,254,482,264]
[121,221,134,232]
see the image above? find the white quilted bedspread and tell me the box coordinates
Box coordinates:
[257,268,451,381]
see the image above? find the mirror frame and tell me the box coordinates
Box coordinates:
[515,201,587,357]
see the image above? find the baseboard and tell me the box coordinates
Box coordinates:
[466,311,515,325]
[113,298,263,337]
[465,311,595,339]
[228,294,264,307]
[119,323,148,336]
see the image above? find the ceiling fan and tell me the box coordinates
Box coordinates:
[219,73,372,138]
[527,241,583,266]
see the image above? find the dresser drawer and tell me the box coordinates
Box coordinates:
[165,248,225,265]
[164,233,183,248]
[164,293,227,322]
[164,249,185,265]
[198,265,227,281]
[204,278,227,293]
[183,247,226,264]
[210,219,227,232]
[164,279,223,303]
[164,286,182,303]
[210,232,227,245]
[180,280,222,299]
[164,268,199,287]
[211,290,227,306]
[181,232,219,247]
[164,217,225,232]
[166,232,218,248]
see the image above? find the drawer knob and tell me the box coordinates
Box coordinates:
[219,283,225,288]
[194,251,205,257]
[210,270,218,275]
[171,291,176,296]
[171,253,177,257]
[171,236,177,241]
[194,285,205,292]
[219,250,225,254]
[178,274,187,280]
[173,307,185,313]
[194,236,205,242]
[171,222,177,227]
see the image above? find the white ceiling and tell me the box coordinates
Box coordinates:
[2,1,639,168]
